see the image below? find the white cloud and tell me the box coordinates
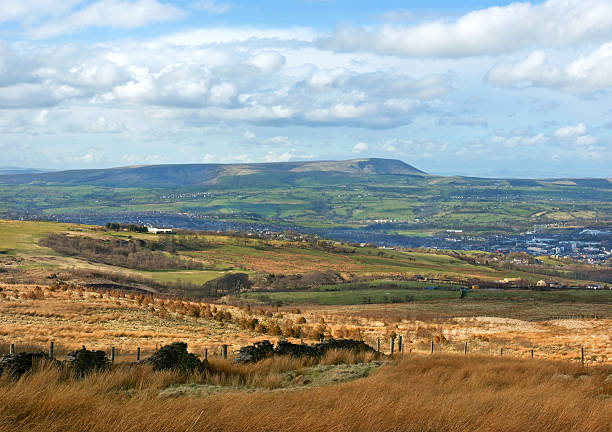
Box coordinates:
[319,0,612,58]
[487,42,612,93]
[0,0,82,24]
[575,135,598,146]
[162,27,317,45]
[492,133,548,148]
[264,150,294,162]
[31,110,49,126]
[352,142,368,154]
[245,51,286,73]
[209,82,236,105]
[243,130,256,139]
[381,140,397,152]
[554,123,587,138]
[28,0,186,39]
[192,0,231,15]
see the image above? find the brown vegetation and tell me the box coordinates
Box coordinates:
[0,354,610,432]
[39,233,203,271]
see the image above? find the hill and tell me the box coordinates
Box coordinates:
[0,158,426,188]
[0,158,609,237]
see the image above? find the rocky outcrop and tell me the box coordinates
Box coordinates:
[0,352,50,376]
[234,338,377,364]
[66,347,108,377]
[233,340,275,363]
[144,342,208,373]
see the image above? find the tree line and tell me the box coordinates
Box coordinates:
[40,233,203,271]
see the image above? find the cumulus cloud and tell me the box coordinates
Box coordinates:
[554,123,587,138]
[352,142,368,154]
[245,51,286,73]
[0,0,82,24]
[492,133,548,148]
[162,27,317,45]
[27,0,186,39]
[487,42,612,93]
[319,0,612,58]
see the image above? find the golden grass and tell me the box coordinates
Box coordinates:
[1,284,610,365]
[0,354,610,432]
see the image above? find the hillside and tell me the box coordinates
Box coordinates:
[0,158,609,238]
[0,158,426,188]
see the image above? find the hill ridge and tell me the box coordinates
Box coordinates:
[0,158,426,188]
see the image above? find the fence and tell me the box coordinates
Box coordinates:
[0,338,600,367]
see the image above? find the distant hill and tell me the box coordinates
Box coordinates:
[0,167,54,175]
[0,158,427,188]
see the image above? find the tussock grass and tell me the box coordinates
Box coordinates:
[0,354,610,432]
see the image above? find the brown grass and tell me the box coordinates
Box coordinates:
[0,354,610,432]
[1,283,611,365]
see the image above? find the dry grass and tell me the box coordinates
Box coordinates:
[0,354,610,432]
[1,283,611,365]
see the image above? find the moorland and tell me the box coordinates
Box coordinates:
[0,218,611,431]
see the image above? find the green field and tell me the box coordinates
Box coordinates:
[242,286,612,306]
[1,159,610,235]
[0,220,608,300]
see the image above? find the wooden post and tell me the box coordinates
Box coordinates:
[204,348,208,361]
[222,344,228,359]
[9,343,14,355]
[390,338,395,356]
[500,348,503,357]
[430,340,434,354]
[398,335,403,354]
[464,341,468,356]
[530,349,534,359]
[136,347,140,361]
[111,346,115,363]
[581,346,584,366]
[49,341,54,359]
[377,338,380,353]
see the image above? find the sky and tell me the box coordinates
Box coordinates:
[0,0,611,178]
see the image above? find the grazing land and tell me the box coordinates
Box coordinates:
[0,220,610,364]
[1,159,610,238]
[0,219,610,431]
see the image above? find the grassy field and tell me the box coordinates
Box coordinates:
[1,161,611,235]
[2,219,596,288]
[242,286,612,306]
[1,220,611,364]
[0,353,610,432]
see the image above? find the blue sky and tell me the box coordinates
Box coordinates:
[0,0,611,177]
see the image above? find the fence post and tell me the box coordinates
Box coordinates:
[464,341,468,356]
[530,349,534,359]
[377,338,380,353]
[204,348,208,361]
[500,348,503,357]
[136,347,140,361]
[49,341,54,359]
[390,338,395,356]
[111,346,115,363]
[581,346,584,366]
[9,343,14,355]
[398,335,403,354]
[222,344,228,359]
[430,340,434,354]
